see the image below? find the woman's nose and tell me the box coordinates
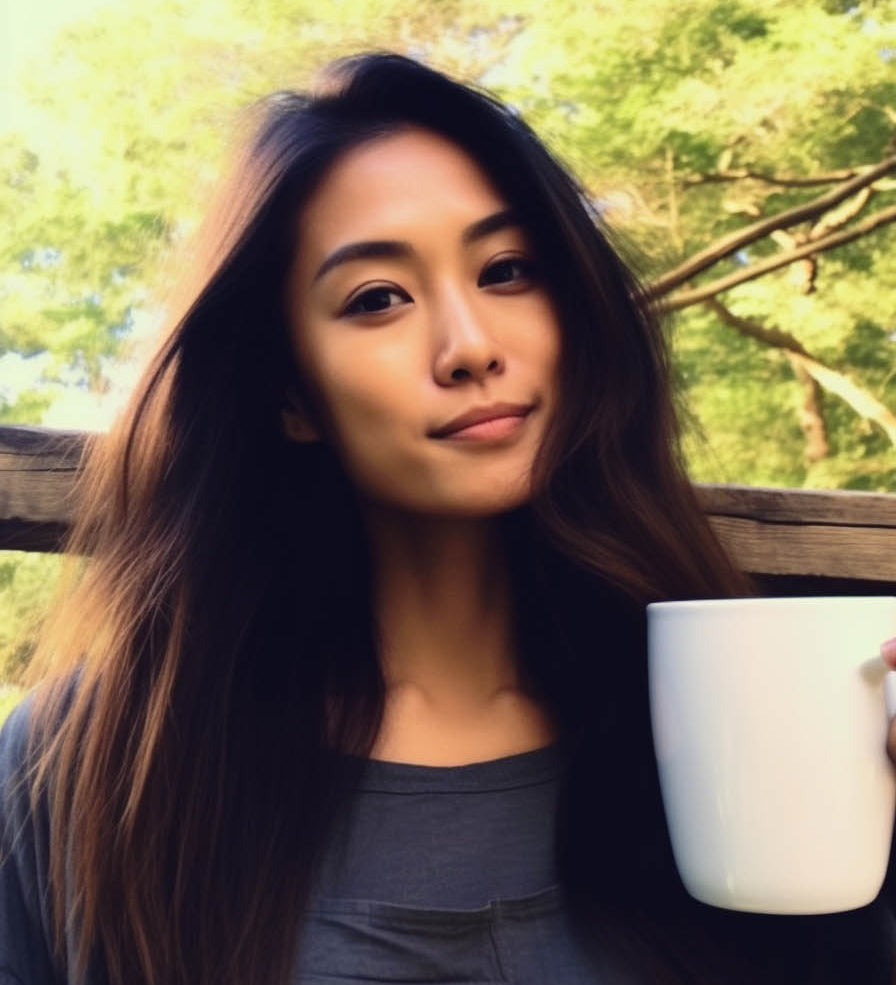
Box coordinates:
[431,291,505,386]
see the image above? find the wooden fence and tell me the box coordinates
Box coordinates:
[1,424,894,595]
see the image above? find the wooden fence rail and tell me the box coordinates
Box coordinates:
[1,424,894,592]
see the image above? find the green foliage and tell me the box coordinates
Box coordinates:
[0,390,54,424]
[674,306,810,486]
[0,552,63,683]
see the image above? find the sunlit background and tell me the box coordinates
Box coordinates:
[2,0,896,695]
[3,0,162,431]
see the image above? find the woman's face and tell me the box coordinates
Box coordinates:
[283,127,562,517]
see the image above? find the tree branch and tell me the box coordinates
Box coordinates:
[657,203,896,310]
[703,298,896,446]
[683,166,865,188]
[647,156,896,298]
[787,356,829,462]
[808,186,873,240]
[764,188,874,294]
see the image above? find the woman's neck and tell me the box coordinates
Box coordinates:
[362,505,524,714]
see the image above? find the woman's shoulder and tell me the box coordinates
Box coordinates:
[0,687,67,985]
[0,693,37,788]
[0,671,83,794]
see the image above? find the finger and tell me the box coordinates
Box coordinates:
[881,638,896,670]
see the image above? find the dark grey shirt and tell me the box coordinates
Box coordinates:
[296,742,605,982]
[0,695,601,984]
[311,741,566,906]
[1,697,60,985]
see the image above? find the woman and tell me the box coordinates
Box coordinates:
[1,52,894,985]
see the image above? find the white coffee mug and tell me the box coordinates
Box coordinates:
[647,596,896,914]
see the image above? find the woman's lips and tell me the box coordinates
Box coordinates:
[429,401,535,440]
[434,412,529,442]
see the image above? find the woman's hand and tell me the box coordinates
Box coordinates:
[880,638,896,763]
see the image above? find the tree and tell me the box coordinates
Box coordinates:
[483,0,896,488]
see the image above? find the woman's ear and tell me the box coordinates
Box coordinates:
[281,386,321,443]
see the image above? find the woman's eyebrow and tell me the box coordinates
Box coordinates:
[312,208,521,283]
[313,240,409,283]
[461,208,520,245]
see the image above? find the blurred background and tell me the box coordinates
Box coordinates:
[1,0,895,696]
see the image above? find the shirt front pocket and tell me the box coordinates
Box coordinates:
[294,889,551,984]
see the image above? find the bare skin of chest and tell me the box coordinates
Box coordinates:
[368,687,559,766]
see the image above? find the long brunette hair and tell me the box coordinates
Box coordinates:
[22,52,751,985]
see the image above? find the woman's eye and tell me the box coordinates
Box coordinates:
[478,257,536,288]
[342,286,410,316]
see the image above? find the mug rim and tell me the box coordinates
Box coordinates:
[647,595,896,613]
